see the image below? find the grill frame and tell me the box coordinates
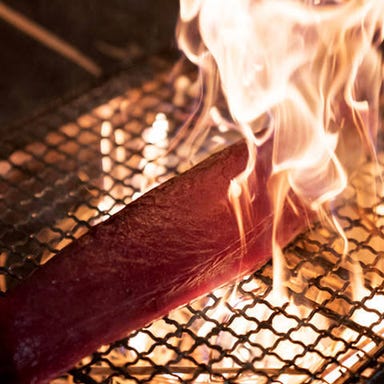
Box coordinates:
[1,54,384,384]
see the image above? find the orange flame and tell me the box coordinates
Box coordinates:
[178,0,383,201]
[178,0,384,381]
[178,0,383,282]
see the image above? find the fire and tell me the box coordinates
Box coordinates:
[178,0,383,219]
[177,0,384,382]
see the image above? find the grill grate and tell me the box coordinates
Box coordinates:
[1,54,384,384]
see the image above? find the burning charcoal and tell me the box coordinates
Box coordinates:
[0,139,308,384]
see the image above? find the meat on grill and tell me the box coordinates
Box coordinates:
[0,139,309,384]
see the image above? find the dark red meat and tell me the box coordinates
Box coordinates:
[0,140,308,384]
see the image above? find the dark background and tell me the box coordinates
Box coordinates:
[0,0,179,127]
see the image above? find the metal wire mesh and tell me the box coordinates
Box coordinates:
[1,54,384,384]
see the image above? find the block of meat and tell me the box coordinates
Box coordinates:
[0,139,308,384]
